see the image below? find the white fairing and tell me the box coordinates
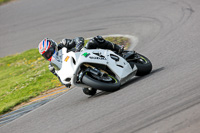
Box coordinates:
[57,48,137,87]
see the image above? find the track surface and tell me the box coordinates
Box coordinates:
[1,0,200,132]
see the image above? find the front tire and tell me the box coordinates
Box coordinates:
[82,73,120,92]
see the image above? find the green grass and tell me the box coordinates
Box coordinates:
[0,37,130,115]
[85,36,130,50]
[0,0,11,5]
[0,49,62,114]
[104,36,130,50]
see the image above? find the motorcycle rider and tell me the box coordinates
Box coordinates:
[38,35,124,87]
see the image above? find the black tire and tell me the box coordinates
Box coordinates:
[82,88,97,96]
[82,74,120,92]
[129,54,152,76]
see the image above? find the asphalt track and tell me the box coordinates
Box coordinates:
[1,0,200,132]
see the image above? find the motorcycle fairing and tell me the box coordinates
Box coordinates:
[57,48,137,87]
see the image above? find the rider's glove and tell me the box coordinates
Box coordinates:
[48,64,55,74]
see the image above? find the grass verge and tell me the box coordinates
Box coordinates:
[0,36,130,115]
[0,0,12,5]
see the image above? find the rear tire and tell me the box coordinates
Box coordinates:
[129,54,152,76]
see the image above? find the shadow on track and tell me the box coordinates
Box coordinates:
[90,67,165,98]
[121,67,165,89]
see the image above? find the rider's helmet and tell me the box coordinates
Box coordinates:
[38,38,57,61]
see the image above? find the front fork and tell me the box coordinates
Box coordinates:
[78,67,102,82]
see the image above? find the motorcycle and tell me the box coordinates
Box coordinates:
[57,47,152,96]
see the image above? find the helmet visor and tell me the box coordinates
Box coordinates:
[42,46,55,60]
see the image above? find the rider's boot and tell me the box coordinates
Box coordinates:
[114,44,124,55]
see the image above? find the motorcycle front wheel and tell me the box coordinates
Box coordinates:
[82,73,120,92]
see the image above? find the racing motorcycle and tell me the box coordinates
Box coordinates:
[57,47,152,96]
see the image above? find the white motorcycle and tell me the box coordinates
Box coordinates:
[57,47,152,96]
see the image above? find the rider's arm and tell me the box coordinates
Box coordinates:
[48,63,71,88]
[58,39,76,50]
[48,63,57,76]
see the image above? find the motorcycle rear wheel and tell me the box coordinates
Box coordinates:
[129,54,152,76]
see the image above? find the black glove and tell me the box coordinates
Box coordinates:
[48,63,56,75]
